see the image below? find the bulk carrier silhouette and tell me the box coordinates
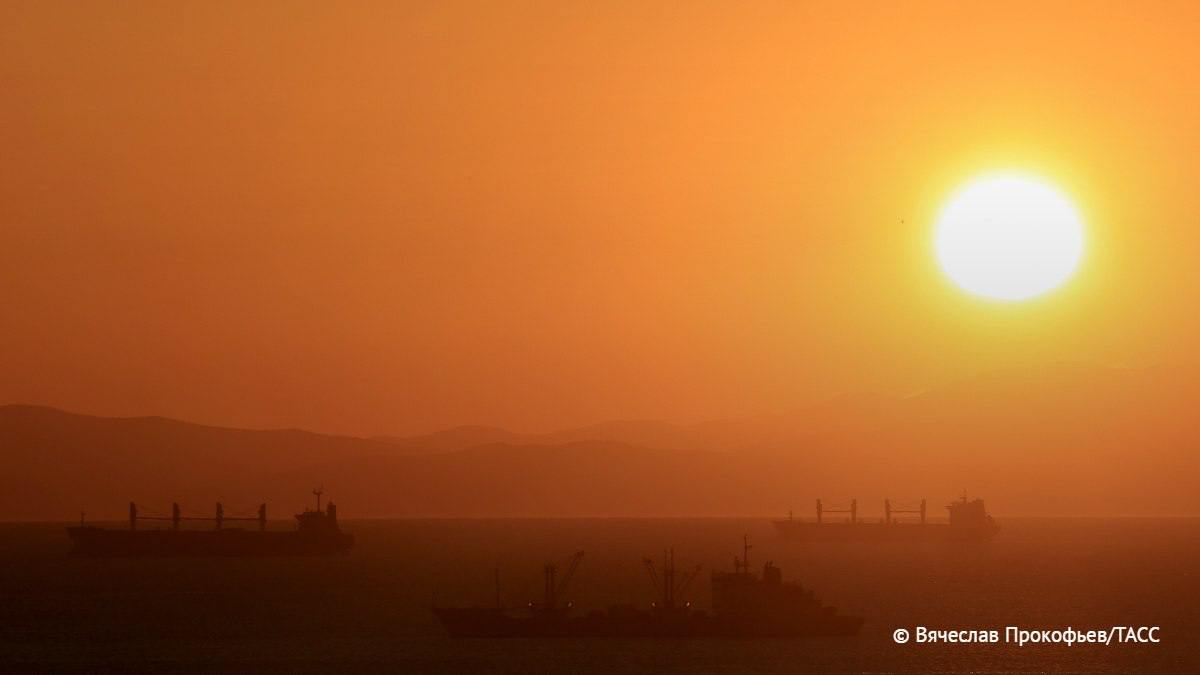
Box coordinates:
[773,494,999,542]
[67,490,353,557]
[433,537,863,638]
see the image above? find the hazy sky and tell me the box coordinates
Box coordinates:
[3,1,1199,435]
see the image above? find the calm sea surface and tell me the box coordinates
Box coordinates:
[0,518,1196,673]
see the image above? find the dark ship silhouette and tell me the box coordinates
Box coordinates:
[67,489,353,557]
[773,494,999,542]
[432,537,863,638]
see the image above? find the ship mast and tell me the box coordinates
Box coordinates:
[816,498,858,524]
[643,547,701,609]
[886,498,928,525]
[125,501,273,529]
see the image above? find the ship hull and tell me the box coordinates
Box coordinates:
[432,608,863,639]
[771,521,998,543]
[66,527,354,557]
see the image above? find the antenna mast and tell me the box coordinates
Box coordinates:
[733,534,755,574]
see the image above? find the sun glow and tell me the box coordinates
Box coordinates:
[934,174,1085,302]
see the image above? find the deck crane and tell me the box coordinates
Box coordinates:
[539,550,584,610]
[643,547,702,610]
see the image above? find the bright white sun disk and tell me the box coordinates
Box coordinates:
[934,175,1084,301]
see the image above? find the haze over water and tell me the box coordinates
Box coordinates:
[2,518,1195,672]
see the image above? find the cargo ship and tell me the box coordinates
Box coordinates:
[773,494,999,543]
[67,490,353,557]
[432,537,863,638]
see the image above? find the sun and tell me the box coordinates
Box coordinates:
[934,174,1085,301]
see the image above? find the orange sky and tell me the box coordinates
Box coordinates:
[3,1,1199,436]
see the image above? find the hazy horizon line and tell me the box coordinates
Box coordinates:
[5,358,1194,439]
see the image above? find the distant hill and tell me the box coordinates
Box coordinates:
[256,440,782,518]
[368,425,525,454]
[0,405,402,520]
[3,363,1199,520]
[371,419,700,454]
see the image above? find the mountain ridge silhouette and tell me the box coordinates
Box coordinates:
[4,362,1198,519]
